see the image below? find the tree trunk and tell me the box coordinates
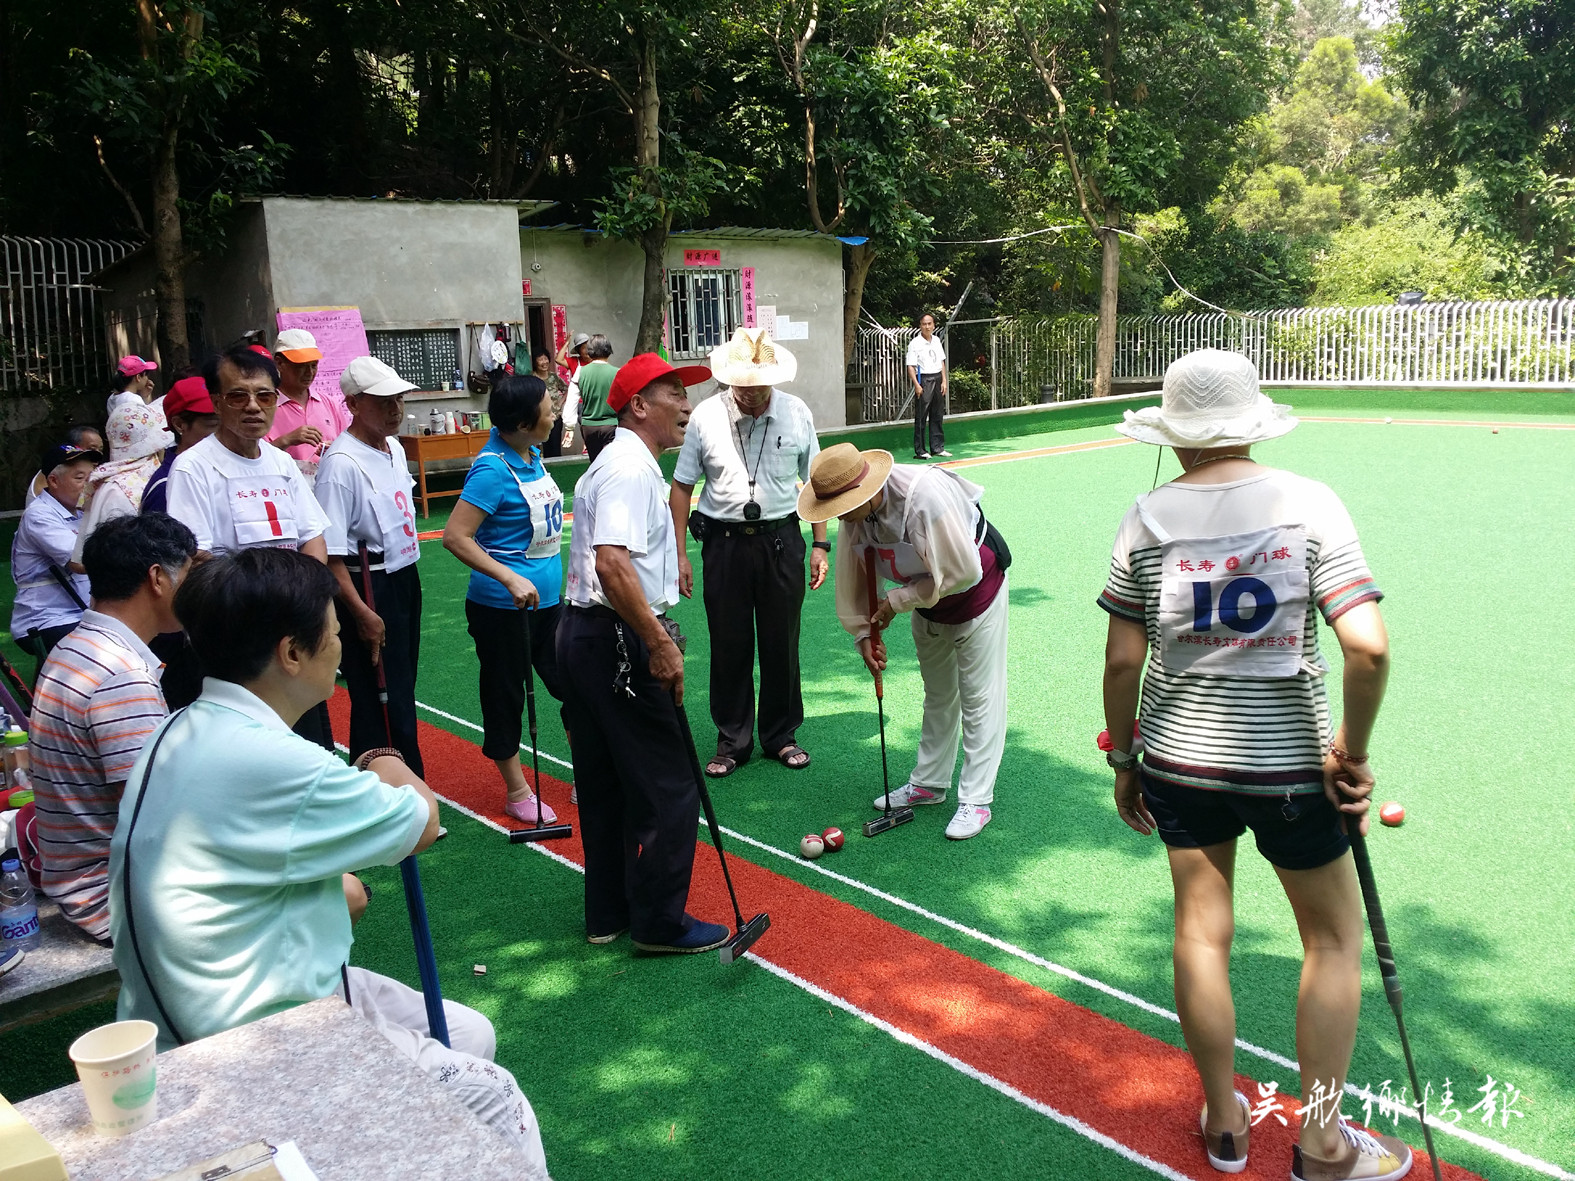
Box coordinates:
[632,34,667,354]
[488,61,514,196]
[151,118,190,374]
[842,241,876,371]
[1093,199,1120,399]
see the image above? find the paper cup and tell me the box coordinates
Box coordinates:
[68,1020,159,1136]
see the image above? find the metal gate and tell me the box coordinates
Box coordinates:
[1,237,136,392]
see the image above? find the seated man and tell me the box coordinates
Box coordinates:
[32,513,196,941]
[107,549,547,1172]
[11,442,102,678]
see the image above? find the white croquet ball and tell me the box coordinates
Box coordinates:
[799,833,825,860]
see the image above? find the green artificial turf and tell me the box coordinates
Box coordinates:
[2,390,1570,1181]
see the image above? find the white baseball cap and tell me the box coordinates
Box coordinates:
[274,328,323,362]
[340,355,417,398]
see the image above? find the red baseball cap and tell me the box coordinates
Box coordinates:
[607,354,711,413]
[164,374,215,417]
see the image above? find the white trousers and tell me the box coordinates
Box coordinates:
[340,967,549,1178]
[909,576,1009,806]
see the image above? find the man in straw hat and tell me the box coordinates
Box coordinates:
[1097,349,1403,1179]
[798,445,1010,839]
[558,353,732,954]
[669,327,828,778]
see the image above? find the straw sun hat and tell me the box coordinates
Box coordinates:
[797,443,894,523]
[709,326,797,387]
[1116,349,1297,449]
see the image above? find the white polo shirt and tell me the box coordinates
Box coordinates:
[314,432,420,573]
[672,388,819,521]
[166,433,329,556]
[564,427,678,613]
[905,333,946,376]
[10,492,90,636]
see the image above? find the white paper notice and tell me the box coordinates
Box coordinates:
[774,316,809,340]
[756,305,777,333]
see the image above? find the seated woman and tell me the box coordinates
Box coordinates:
[107,549,548,1174]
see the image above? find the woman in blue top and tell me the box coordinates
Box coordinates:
[443,375,567,824]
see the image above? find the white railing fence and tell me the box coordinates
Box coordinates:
[1,237,137,392]
[853,300,1575,423]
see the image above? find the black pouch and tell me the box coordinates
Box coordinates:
[688,511,709,543]
[982,519,1012,571]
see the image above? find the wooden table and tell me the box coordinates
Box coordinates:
[16,998,525,1180]
[398,432,489,517]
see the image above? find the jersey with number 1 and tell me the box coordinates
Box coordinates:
[1098,470,1382,796]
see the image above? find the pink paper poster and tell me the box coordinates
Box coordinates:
[742,267,756,328]
[276,306,370,405]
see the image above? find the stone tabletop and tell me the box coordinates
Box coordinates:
[0,898,118,1033]
[16,997,524,1180]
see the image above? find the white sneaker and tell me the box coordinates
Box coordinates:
[945,803,992,839]
[871,782,948,810]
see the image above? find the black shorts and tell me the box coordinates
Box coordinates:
[1140,771,1349,871]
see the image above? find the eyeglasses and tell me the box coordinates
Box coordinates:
[221,388,279,408]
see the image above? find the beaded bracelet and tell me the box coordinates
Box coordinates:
[1328,742,1370,765]
[354,747,405,772]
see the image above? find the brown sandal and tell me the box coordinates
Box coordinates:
[705,755,739,778]
[774,745,811,770]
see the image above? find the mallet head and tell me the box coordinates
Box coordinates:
[720,912,771,964]
[508,824,575,843]
[862,806,915,838]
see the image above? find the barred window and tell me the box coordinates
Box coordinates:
[668,270,743,360]
[367,328,460,391]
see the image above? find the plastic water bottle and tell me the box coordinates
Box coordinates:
[0,857,41,951]
[2,725,28,790]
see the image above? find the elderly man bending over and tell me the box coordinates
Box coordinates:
[108,548,548,1173]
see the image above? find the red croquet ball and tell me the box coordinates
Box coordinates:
[821,827,845,852]
[799,833,825,860]
[1379,802,1405,827]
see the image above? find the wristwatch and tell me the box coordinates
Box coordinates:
[1106,747,1139,771]
[812,540,831,552]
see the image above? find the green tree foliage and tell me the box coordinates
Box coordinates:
[1387,0,1575,292]
[1310,196,1500,304]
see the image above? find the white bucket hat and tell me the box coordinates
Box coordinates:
[1116,349,1297,449]
[708,326,797,387]
[340,355,417,398]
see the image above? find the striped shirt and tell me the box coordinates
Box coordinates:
[1098,470,1381,796]
[30,612,167,939]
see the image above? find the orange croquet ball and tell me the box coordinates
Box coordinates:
[1379,802,1405,827]
[822,827,845,852]
[799,833,825,859]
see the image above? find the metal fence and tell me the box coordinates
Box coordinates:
[854,300,1575,422]
[1,237,136,392]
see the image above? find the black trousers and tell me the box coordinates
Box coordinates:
[465,599,564,761]
[557,607,698,943]
[582,425,617,463]
[293,700,335,752]
[149,631,203,710]
[339,563,424,776]
[914,374,945,455]
[540,415,565,459]
[700,523,806,761]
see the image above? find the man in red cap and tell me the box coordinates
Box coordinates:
[140,374,220,708]
[558,353,725,954]
[141,376,220,516]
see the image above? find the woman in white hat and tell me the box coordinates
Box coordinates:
[798,442,1009,840]
[1098,349,1406,1179]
